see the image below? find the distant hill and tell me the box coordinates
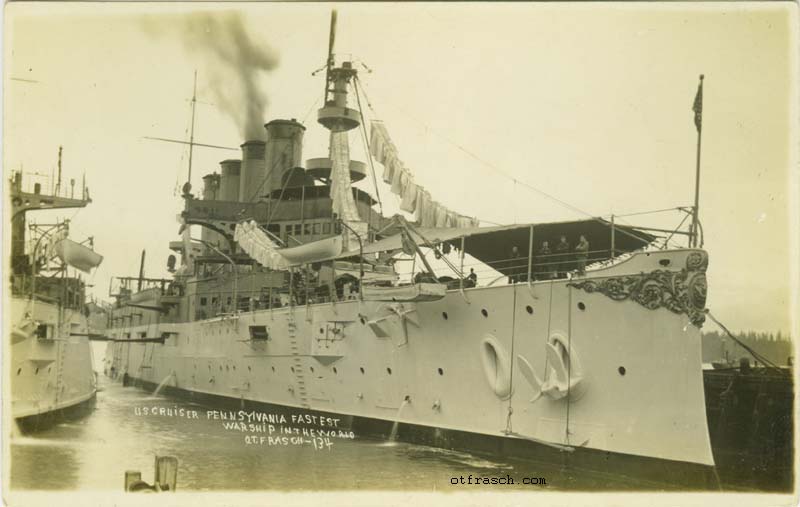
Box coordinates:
[702,330,794,367]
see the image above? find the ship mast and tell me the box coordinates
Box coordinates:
[690,74,704,248]
[143,71,237,197]
[317,10,368,249]
[186,70,198,196]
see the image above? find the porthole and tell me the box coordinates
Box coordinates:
[618,366,626,376]
[437,368,444,376]
[481,309,489,317]
[319,328,324,334]
[577,302,586,311]
[442,312,448,320]
[526,305,534,315]
[659,259,671,267]
[387,367,392,375]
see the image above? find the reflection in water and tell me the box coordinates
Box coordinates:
[8,377,667,492]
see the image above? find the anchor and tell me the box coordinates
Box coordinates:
[516,334,586,403]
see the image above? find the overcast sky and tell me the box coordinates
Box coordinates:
[4,3,797,336]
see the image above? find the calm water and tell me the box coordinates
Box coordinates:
[9,376,684,492]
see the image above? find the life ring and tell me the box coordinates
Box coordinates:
[480,335,513,400]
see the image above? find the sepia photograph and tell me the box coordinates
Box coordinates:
[2,2,798,505]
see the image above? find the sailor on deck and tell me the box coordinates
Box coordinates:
[555,236,571,278]
[466,268,478,287]
[537,241,552,280]
[575,235,589,276]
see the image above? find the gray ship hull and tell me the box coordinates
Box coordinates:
[11,297,97,431]
[106,249,714,478]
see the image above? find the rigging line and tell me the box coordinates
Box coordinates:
[544,280,554,385]
[565,285,572,445]
[361,87,651,245]
[662,213,691,250]
[613,206,687,219]
[301,93,323,125]
[244,140,295,205]
[507,284,518,433]
[355,76,378,117]
[354,76,384,216]
[265,158,296,228]
[174,103,192,196]
[705,311,782,371]
[405,223,462,277]
[240,92,320,205]
[359,78,498,226]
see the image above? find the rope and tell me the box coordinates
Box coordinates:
[706,310,782,371]
[565,285,572,445]
[243,90,321,205]
[543,280,555,387]
[506,284,518,433]
[354,76,384,216]
[613,206,687,219]
[357,77,655,247]
[244,138,295,204]
[662,213,691,250]
[404,220,463,278]
[264,167,295,229]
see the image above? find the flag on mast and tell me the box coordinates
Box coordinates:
[692,74,704,133]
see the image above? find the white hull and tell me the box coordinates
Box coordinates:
[106,249,713,466]
[10,297,97,421]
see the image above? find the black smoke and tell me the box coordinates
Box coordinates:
[142,11,279,139]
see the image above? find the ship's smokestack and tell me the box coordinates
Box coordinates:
[201,173,223,249]
[239,140,266,203]
[218,159,241,202]
[202,172,220,201]
[264,119,307,194]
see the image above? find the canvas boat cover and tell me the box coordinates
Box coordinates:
[362,282,446,302]
[54,238,104,273]
[235,220,344,269]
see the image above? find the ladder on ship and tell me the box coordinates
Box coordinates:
[53,338,67,409]
[286,311,311,409]
[138,342,156,382]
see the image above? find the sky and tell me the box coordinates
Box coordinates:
[3,2,797,336]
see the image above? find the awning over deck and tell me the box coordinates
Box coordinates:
[339,219,656,276]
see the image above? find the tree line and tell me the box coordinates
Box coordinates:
[701,330,794,366]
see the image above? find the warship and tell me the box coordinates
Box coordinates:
[104,11,722,486]
[8,156,103,432]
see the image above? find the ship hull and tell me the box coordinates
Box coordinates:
[10,297,97,432]
[106,249,715,483]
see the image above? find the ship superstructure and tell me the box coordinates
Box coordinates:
[104,11,716,484]
[8,160,103,431]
